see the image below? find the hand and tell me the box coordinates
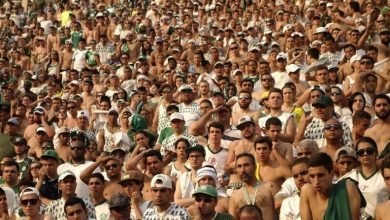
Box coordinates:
[131,191,142,205]
[40,114,46,123]
[38,166,48,180]
[226,99,237,106]
[97,155,114,164]
[304,115,314,126]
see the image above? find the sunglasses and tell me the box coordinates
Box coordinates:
[360,61,372,65]
[356,147,376,157]
[324,124,342,130]
[195,196,213,203]
[67,106,76,109]
[105,164,119,170]
[239,96,250,100]
[70,146,84,151]
[331,92,341,96]
[21,199,38,206]
[110,205,129,212]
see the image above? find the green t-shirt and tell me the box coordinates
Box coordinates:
[71,31,83,48]
[86,50,98,66]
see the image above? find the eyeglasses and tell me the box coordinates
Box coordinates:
[331,92,341,96]
[292,170,308,179]
[105,164,118,170]
[360,61,372,65]
[67,106,76,110]
[239,96,250,100]
[195,196,213,203]
[356,147,376,157]
[324,124,342,130]
[30,165,41,170]
[21,199,38,206]
[70,146,84,151]
[230,47,238,50]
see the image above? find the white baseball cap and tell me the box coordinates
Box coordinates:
[151,174,173,189]
[170,112,185,122]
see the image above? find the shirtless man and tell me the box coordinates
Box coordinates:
[231,90,257,126]
[83,20,96,44]
[254,136,291,186]
[95,14,108,43]
[107,16,118,43]
[225,116,258,194]
[80,156,124,200]
[56,127,71,162]
[264,117,293,165]
[300,153,363,220]
[59,40,74,71]
[64,101,78,129]
[229,153,279,220]
[320,119,344,159]
[81,79,96,111]
[47,26,60,53]
[365,94,390,154]
[375,156,390,220]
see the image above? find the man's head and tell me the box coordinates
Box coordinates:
[118,170,144,198]
[238,205,264,220]
[352,110,371,135]
[58,171,77,197]
[307,153,334,194]
[236,153,257,183]
[254,136,272,162]
[1,160,19,186]
[236,116,255,139]
[40,149,60,177]
[109,193,131,220]
[207,121,224,144]
[334,147,358,176]
[104,158,121,180]
[13,137,28,156]
[88,173,105,198]
[268,88,283,110]
[150,174,173,207]
[373,94,390,120]
[64,197,88,220]
[238,90,252,109]
[179,85,194,104]
[196,166,218,187]
[312,95,334,121]
[192,185,218,218]
[19,187,41,217]
[144,150,164,175]
[323,119,343,142]
[381,156,390,192]
[292,158,309,191]
[186,145,206,170]
[170,112,185,133]
[265,117,282,141]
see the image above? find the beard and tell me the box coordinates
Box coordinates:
[240,173,252,183]
[239,102,250,109]
[376,110,390,120]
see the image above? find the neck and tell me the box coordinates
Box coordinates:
[91,195,106,206]
[157,202,171,212]
[361,165,376,176]
[270,108,282,115]
[258,158,271,166]
[71,157,85,164]
[110,175,121,182]
[209,142,221,151]
[16,153,26,160]
[202,212,217,220]
[244,177,258,187]
[326,141,342,149]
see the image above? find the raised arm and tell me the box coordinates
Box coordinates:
[80,155,113,184]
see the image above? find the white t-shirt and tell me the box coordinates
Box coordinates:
[72,49,88,71]
[95,201,110,220]
[271,71,291,89]
[205,146,228,178]
[280,194,301,220]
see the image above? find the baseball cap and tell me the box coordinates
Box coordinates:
[6,117,19,126]
[350,54,362,64]
[214,62,224,68]
[109,193,130,209]
[13,137,27,145]
[40,149,60,161]
[276,53,287,60]
[36,127,46,133]
[58,170,76,182]
[334,147,357,162]
[58,127,70,135]
[77,110,90,120]
[192,185,218,198]
[151,174,173,189]
[33,107,45,115]
[286,64,300,73]
[178,85,193,93]
[69,80,80,86]
[233,69,243,76]
[186,144,206,157]
[118,170,143,184]
[170,112,185,122]
[315,27,328,34]
[312,95,334,107]
[236,116,255,130]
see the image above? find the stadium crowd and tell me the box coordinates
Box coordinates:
[0,0,390,219]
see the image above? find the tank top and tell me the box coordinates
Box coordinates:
[103,125,116,152]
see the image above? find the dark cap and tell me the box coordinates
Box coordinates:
[40,149,60,161]
[13,137,27,146]
[312,95,333,107]
[109,193,130,208]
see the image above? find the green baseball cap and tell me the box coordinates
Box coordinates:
[40,149,59,161]
[192,185,218,198]
[312,95,333,107]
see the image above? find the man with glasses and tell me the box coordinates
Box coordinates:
[144,174,189,219]
[46,171,96,219]
[58,130,101,199]
[253,74,275,101]
[18,187,47,220]
[36,149,60,205]
[321,119,345,158]
[64,101,78,128]
[80,155,124,200]
[231,90,257,126]
[191,185,234,220]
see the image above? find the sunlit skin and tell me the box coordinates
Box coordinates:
[65,204,88,220]
[308,166,333,195]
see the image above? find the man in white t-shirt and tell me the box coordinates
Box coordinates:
[271,53,290,89]
[72,39,88,71]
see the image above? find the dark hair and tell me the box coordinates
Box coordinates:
[343,44,356,51]
[240,78,254,87]
[367,45,378,53]
[90,173,105,183]
[2,160,19,172]
[208,121,225,133]
[134,130,149,139]
[200,99,212,107]
[265,117,282,129]
[373,94,390,107]
[348,92,366,112]
[238,205,263,220]
[292,157,309,167]
[159,84,172,95]
[254,136,272,150]
[356,136,377,153]
[64,197,87,214]
[268,88,283,97]
[349,1,360,12]
[174,137,190,149]
[352,110,371,124]
[308,153,333,172]
[360,55,374,64]
[166,104,179,113]
[381,156,390,176]
[144,149,163,161]
[307,48,320,59]
[236,152,256,165]
[0,188,5,196]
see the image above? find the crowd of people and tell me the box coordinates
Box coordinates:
[0,0,390,219]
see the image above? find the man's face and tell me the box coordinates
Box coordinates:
[171,119,184,132]
[336,156,356,176]
[374,98,390,120]
[70,141,86,160]
[261,75,274,89]
[296,148,314,158]
[189,152,205,169]
[2,166,18,184]
[308,166,333,194]
[151,187,171,206]
[314,105,333,121]
[60,176,77,196]
[292,163,309,190]
[209,127,222,143]
[353,119,371,135]
[255,143,271,161]
[105,159,121,179]
[200,103,212,115]
[0,194,6,213]
[241,82,253,91]
[316,69,329,84]
[198,176,216,186]
[180,91,194,103]
[324,121,343,141]
[267,124,282,141]
[238,93,251,109]
[146,156,163,175]
[14,143,27,155]
[41,159,58,177]
[20,193,40,217]
[135,133,149,147]
[89,177,105,197]
[236,156,256,183]
[383,168,390,192]
[194,194,217,217]
[268,92,282,109]
[240,123,255,139]
[363,76,377,92]
[65,203,88,220]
